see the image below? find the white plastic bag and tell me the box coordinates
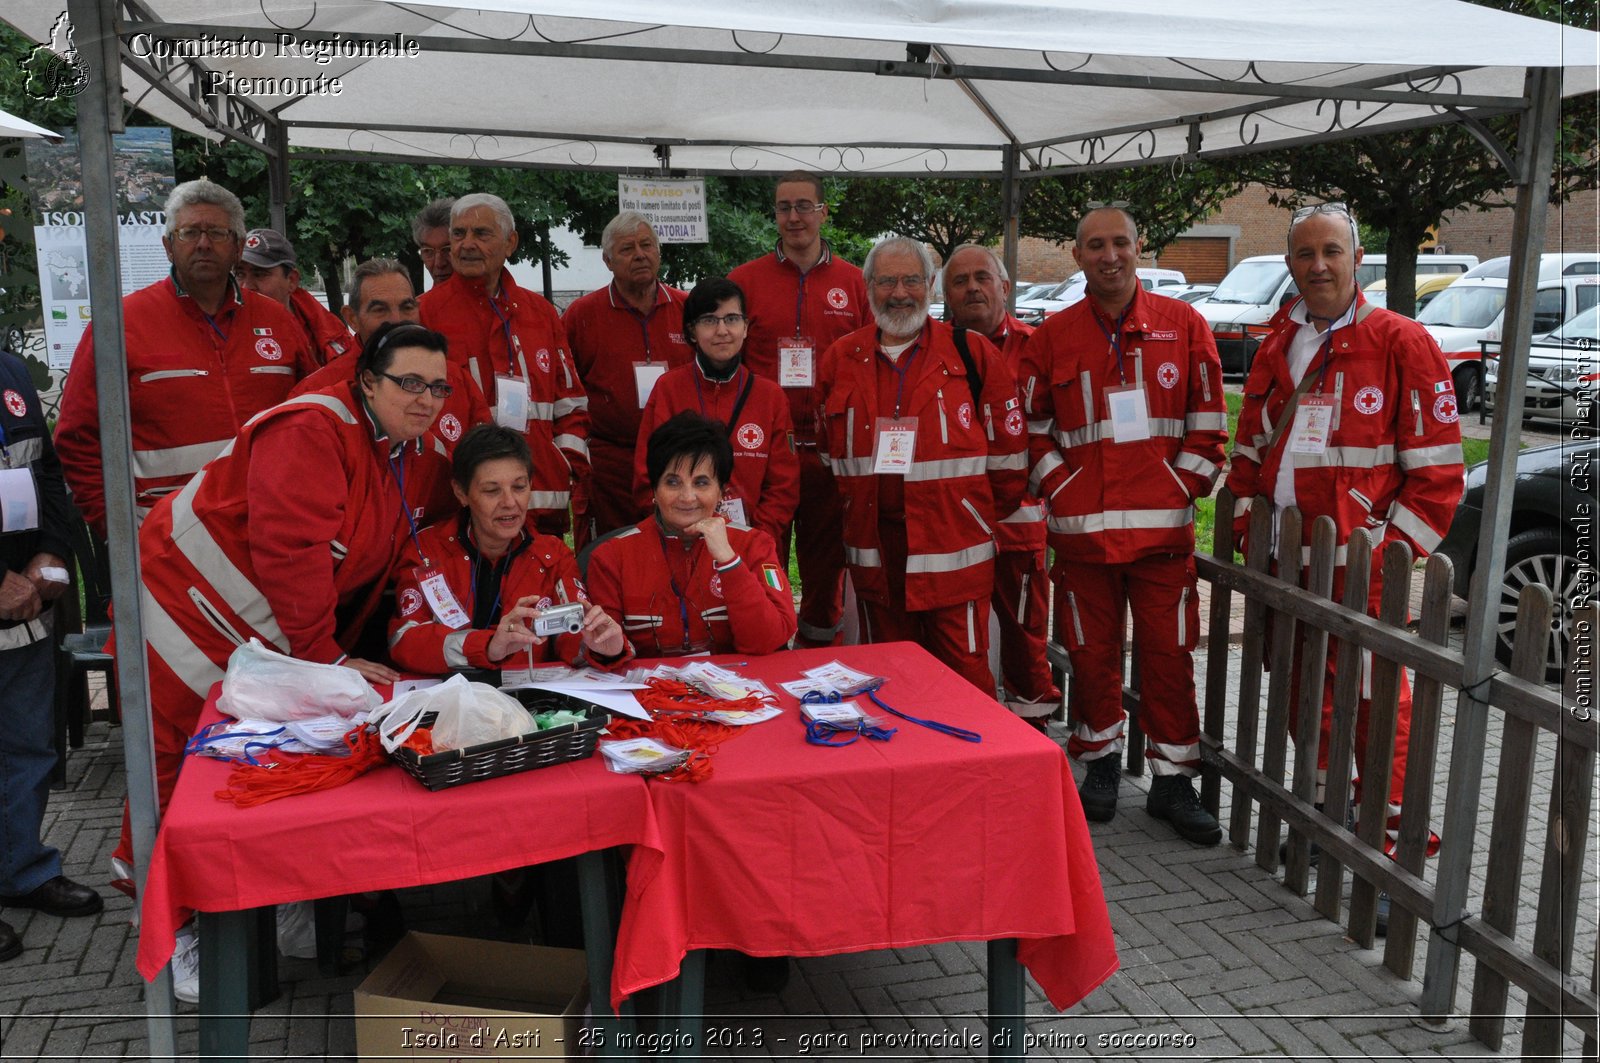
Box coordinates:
[368,674,535,753]
[216,639,381,722]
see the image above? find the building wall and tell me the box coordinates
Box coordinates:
[1434,190,1598,263]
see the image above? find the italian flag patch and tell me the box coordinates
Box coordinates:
[762,564,783,590]
[1435,379,1452,393]
[253,327,273,336]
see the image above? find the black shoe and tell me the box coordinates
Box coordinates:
[0,876,103,918]
[0,919,19,962]
[1374,892,1391,938]
[1146,776,1222,846]
[1078,757,1120,823]
[739,954,791,994]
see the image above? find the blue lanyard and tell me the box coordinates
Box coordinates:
[184,719,288,767]
[468,553,507,627]
[1093,305,1132,383]
[655,528,701,653]
[879,325,926,418]
[202,311,228,344]
[487,293,518,370]
[864,686,982,743]
[624,284,659,361]
[800,690,897,746]
[386,454,427,564]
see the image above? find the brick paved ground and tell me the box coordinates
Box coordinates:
[1,641,1592,1062]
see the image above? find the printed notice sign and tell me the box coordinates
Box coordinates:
[617,177,708,244]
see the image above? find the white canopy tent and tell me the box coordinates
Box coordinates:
[6,1,1596,1057]
[0,105,62,139]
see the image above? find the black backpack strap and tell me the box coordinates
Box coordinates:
[950,327,983,406]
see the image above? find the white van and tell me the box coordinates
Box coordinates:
[1014,267,1187,325]
[1419,253,1600,410]
[1198,252,1479,375]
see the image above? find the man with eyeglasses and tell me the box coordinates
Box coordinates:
[729,170,869,647]
[57,178,315,539]
[420,192,589,537]
[235,227,355,368]
[1226,203,1463,913]
[413,197,455,287]
[817,236,1026,694]
[1019,206,1227,846]
[942,244,1062,729]
[564,212,692,547]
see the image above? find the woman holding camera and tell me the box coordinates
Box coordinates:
[388,423,629,673]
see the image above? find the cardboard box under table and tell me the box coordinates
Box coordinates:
[355,932,586,1061]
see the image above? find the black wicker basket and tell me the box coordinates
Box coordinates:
[390,690,609,791]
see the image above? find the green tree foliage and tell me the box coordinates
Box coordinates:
[1223,0,1597,317]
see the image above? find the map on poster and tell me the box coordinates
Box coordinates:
[24,126,176,368]
[617,177,708,244]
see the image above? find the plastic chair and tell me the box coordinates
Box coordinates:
[51,511,116,785]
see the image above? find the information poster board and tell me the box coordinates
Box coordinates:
[24,126,176,368]
[616,177,708,244]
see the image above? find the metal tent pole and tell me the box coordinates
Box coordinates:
[1001,144,1020,312]
[266,120,290,234]
[66,0,178,1057]
[1420,65,1558,1020]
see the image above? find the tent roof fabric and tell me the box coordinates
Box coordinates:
[4,1,1597,174]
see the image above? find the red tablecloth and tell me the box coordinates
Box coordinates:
[610,643,1118,1010]
[135,697,659,980]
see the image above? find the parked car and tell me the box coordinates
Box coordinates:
[1014,267,1187,324]
[1436,437,1598,684]
[1484,304,1599,425]
[1362,273,1459,316]
[1418,252,1600,412]
[1166,283,1218,304]
[931,279,1050,322]
[1201,252,1479,376]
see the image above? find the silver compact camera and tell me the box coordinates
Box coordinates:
[532,602,585,637]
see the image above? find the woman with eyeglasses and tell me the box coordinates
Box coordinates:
[388,423,630,674]
[127,321,456,830]
[589,411,797,658]
[632,278,799,545]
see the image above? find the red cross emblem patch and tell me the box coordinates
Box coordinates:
[1354,386,1384,415]
[1156,362,1180,389]
[1433,393,1459,423]
[737,423,765,449]
[438,413,462,441]
[827,287,849,310]
[255,337,283,361]
[3,389,27,418]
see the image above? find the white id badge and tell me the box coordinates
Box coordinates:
[0,467,40,533]
[871,417,918,474]
[416,568,471,629]
[716,495,747,526]
[1289,396,1335,455]
[779,337,815,388]
[494,374,530,432]
[1106,384,1151,443]
[633,362,667,407]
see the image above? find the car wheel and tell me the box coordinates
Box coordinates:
[1452,363,1483,413]
[1496,527,1594,684]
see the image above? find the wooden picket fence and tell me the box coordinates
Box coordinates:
[1053,488,1597,1057]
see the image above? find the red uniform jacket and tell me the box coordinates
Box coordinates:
[420,269,589,521]
[563,282,692,447]
[993,316,1047,553]
[728,243,870,444]
[818,320,1028,610]
[56,276,315,536]
[288,287,356,368]
[633,357,800,545]
[138,383,445,698]
[1225,294,1464,568]
[389,511,631,672]
[586,518,796,658]
[1019,287,1228,565]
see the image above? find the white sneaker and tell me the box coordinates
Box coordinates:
[276,901,317,959]
[170,925,200,1004]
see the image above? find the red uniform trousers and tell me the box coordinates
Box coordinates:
[992,545,1060,716]
[1055,554,1201,776]
[790,446,847,646]
[579,438,644,549]
[857,518,993,696]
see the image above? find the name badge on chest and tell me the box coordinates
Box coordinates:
[0,467,40,533]
[1105,384,1151,443]
[1288,395,1335,455]
[633,362,667,407]
[779,337,815,388]
[871,416,918,475]
[415,567,471,629]
[716,494,748,526]
[494,373,531,432]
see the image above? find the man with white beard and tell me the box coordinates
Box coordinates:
[814,236,1027,693]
